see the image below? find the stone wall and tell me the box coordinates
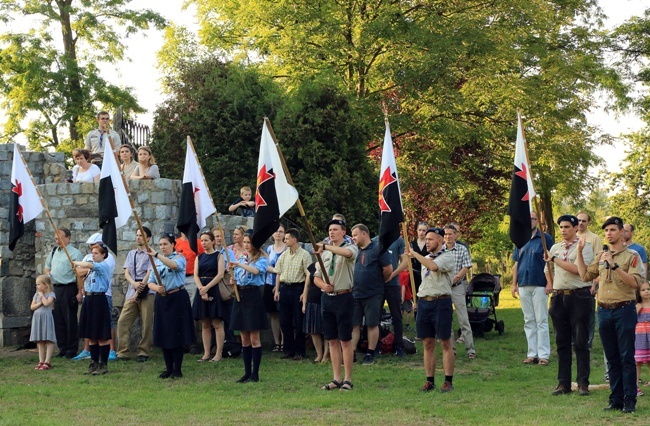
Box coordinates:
[0,143,254,347]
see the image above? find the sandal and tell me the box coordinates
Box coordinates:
[321,380,342,390]
[38,362,52,370]
[272,344,281,352]
[35,362,44,370]
[522,357,539,364]
[538,358,549,366]
[340,380,354,391]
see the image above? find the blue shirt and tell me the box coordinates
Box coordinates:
[265,245,287,286]
[85,261,111,293]
[148,252,187,291]
[512,230,554,287]
[628,243,648,263]
[385,237,405,287]
[353,240,392,298]
[235,256,268,287]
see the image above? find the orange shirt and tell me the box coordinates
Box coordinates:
[175,238,204,275]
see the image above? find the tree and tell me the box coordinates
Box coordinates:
[0,0,166,150]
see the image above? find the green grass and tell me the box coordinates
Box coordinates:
[0,293,646,425]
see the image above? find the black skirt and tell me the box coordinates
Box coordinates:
[153,289,197,349]
[78,294,112,340]
[230,286,269,331]
[191,278,225,320]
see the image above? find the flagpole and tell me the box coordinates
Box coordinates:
[263,118,332,286]
[186,136,239,301]
[401,222,418,305]
[107,136,164,290]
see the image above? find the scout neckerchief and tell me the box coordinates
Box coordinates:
[561,237,579,261]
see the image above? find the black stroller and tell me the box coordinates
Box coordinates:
[463,273,504,338]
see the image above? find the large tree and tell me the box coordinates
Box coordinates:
[0,0,166,149]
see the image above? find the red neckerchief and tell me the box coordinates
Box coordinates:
[562,237,579,261]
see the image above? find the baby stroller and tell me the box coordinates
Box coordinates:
[464,273,504,338]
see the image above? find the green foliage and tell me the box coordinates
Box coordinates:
[0,0,167,149]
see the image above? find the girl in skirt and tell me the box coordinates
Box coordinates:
[230,234,268,382]
[148,233,196,379]
[74,244,112,375]
[30,275,57,371]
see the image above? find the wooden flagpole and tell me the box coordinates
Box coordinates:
[262,118,331,286]
[401,222,418,305]
[107,136,164,291]
[186,136,239,302]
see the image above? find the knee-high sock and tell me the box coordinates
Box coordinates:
[99,344,110,365]
[89,344,100,363]
[251,346,262,380]
[242,345,252,377]
[162,348,173,373]
[173,347,184,374]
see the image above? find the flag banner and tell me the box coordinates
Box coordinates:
[176,137,217,253]
[252,121,299,249]
[378,120,404,253]
[508,112,536,248]
[99,141,132,254]
[8,144,44,251]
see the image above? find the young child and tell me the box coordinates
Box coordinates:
[228,186,255,217]
[30,275,57,371]
[636,281,650,396]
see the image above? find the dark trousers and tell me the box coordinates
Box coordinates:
[53,284,79,355]
[599,302,638,406]
[279,285,306,356]
[383,285,403,350]
[549,289,593,387]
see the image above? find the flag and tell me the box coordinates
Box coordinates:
[8,144,44,251]
[508,112,536,249]
[176,137,217,253]
[378,120,404,253]
[98,140,132,254]
[252,120,299,249]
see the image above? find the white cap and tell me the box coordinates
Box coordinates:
[86,233,103,245]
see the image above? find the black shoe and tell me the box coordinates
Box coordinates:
[64,352,76,359]
[55,351,66,358]
[136,355,149,363]
[85,362,98,375]
[622,404,636,413]
[293,355,303,361]
[159,371,172,379]
[236,374,251,383]
[603,403,623,411]
[170,371,183,379]
[280,353,294,359]
[578,385,590,396]
[249,376,259,382]
[91,362,108,375]
[551,384,571,396]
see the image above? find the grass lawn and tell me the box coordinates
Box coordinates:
[0,291,646,425]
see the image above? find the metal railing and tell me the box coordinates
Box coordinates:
[113,106,151,148]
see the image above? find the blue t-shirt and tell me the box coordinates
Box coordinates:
[353,240,391,298]
[512,230,554,287]
[148,252,187,291]
[385,237,405,287]
[627,243,648,263]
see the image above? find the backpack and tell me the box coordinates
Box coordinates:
[381,332,395,354]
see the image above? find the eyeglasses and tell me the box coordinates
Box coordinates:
[578,220,588,223]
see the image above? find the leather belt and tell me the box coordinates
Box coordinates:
[54,282,77,287]
[420,294,451,302]
[325,289,352,296]
[237,286,259,291]
[281,281,304,287]
[85,292,104,296]
[166,286,185,295]
[553,288,590,296]
[598,300,635,310]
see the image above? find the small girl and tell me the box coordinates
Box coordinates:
[30,275,57,371]
[635,281,650,396]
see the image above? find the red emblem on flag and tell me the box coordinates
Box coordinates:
[255,164,275,211]
[378,168,397,213]
[12,180,24,222]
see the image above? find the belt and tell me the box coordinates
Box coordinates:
[281,281,304,287]
[166,286,185,295]
[420,294,451,302]
[85,292,105,296]
[237,286,260,291]
[186,273,193,277]
[325,289,352,296]
[598,300,635,310]
[553,288,590,296]
[199,276,215,280]
[54,282,77,287]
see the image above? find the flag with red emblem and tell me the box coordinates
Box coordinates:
[508,112,537,249]
[176,136,217,254]
[8,144,44,251]
[378,120,404,253]
[251,120,299,249]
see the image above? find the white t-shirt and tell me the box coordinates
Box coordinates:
[72,164,101,183]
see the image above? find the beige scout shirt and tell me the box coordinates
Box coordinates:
[275,247,312,284]
[545,240,593,290]
[314,243,359,292]
[417,250,455,298]
[578,229,602,258]
[583,248,644,304]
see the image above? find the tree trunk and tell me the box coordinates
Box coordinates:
[57,0,83,143]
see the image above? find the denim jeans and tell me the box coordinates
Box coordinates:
[598,302,638,406]
[549,288,593,387]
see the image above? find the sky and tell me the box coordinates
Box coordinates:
[3,1,648,173]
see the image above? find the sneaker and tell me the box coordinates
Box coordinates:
[552,384,571,396]
[394,348,405,358]
[72,350,91,361]
[108,350,117,361]
[440,381,454,393]
[638,387,644,397]
[604,373,610,383]
[420,381,436,392]
[622,404,636,413]
[362,353,375,365]
[85,361,98,375]
[92,362,108,375]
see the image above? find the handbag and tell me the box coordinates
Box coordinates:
[218,268,234,301]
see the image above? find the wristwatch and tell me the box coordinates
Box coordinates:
[611,263,620,271]
[551,255,557,263]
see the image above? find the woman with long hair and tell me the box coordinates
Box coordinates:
[228,225,248,260]
[230,234,268,383]
[130,146,160,180]
[119,144,137,177]
[265,225,286,352]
